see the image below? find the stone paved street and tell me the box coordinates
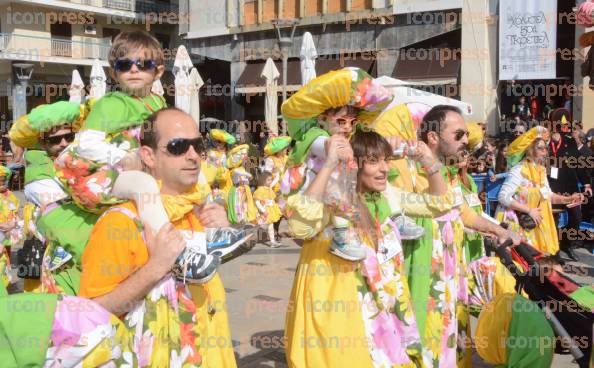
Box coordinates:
[219,224,593,368]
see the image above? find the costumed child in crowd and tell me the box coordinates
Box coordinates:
[262,136,291,194]
[254,172,283,247]
[12,32,227,288]
[261,136,291,238]
[0,166,22,296]
[206,129,234,201]
[226,144,257,225]
[281,67,425,262]
[200,136,255,262]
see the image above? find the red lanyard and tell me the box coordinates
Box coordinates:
[551,137,563,157]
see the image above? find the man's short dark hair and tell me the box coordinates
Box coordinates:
[140,107,186,149]
[419,105,462,143]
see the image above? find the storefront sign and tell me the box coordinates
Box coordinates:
[499,0,557,80]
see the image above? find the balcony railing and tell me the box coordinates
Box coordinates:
[135,0,176,13]
[51,38,73,57]
[0,33,111,61]
[30,0,177,15]
[103,0,134,11]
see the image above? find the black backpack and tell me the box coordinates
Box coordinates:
[16,237,46,279]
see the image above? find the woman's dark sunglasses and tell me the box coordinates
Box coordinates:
[163,137,205,156]
[114,58,157,72]
[46,132,75,145]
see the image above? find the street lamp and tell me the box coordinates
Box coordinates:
[12,63,33,121]
[272,19,299,104]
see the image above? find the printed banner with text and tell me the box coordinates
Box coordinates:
[499,0,557,80]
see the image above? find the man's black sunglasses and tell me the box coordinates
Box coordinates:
[162,137,205,156]
[46,132,75,145]
[114,58,157,72]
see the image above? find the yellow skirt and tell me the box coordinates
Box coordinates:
[284,237,374,368]
[192,274,237,368]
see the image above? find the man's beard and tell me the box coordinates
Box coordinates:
[439,142,468,166]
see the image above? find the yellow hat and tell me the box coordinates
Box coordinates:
[264,136,292,156]
[282,68,394,141]
[9,102,86,149]
[467,122,484,153]
[210,129,236,145]
[0,166,11,180]
[368,102,417,141]
[227,144,249,169]
[507,126,549,167]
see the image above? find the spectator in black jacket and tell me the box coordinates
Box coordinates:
[548,124,589,261]
[573,130,594,227]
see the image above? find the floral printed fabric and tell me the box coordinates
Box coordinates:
[45,207,206,367]
[54,127,143,214]
[0,191,23,247]
[426,210,465,368]
[45,295,135,367]
[358,217,425,367]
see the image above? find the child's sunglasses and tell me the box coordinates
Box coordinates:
[114,58,157,72]
[162,137,205,156]
[46,132,75,145]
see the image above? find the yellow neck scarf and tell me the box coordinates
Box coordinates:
[160,183,211,222]
[520,160,545,187]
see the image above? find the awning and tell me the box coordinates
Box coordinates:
[392,48,460,85]
[235,57,376,94]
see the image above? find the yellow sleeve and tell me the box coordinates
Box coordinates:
[388,186,454,217]
[9,193,19,219]
[460,203,480,226]
[79,208,148,298]
[286,193,330,239]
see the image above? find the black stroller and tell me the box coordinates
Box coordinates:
[490,239,594,368]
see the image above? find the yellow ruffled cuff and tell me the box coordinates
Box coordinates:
[421,190,456,214]
[286,194,329,239]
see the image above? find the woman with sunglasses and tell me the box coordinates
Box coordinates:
[284,130,454,367]
[496,127,579,256]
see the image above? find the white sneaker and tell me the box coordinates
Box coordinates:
[329,227,367,261]
[393,215,425,240]
[207,225,256,263]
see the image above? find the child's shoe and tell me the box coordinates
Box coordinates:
[329,227,367,261]
[47,246,73,271]
[392,215,425,240]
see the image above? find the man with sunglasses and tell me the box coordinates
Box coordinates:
[8,100,98,294]
[404,105,521,366]
[79,108,237,366]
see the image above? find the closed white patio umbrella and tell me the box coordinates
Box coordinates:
[261,58,280,136]
[173,45,194,114]
[69,69,85,104]
[89,59,106,100]
[151,79,164,96]
[189,67,204,127]
[300,32,317,85]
